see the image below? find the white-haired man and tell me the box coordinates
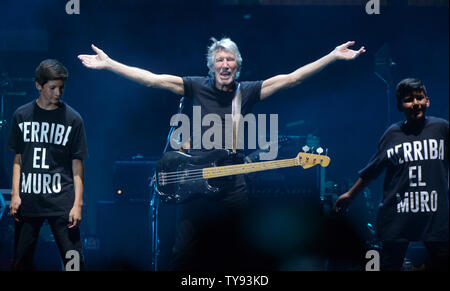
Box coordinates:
[78,37,365,270]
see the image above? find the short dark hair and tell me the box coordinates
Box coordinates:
[35,59,68,86]
[395,78,427,111]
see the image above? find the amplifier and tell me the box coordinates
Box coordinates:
[246,163,323,201]
[95,199,177,270]
[244,134,326,201]
[96,200,152,270]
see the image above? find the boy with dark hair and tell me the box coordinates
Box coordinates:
[334,78,448,271]
[8,59,88,270]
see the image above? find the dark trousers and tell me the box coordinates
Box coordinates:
[171,179,250,271]
[381,241,449,271]
[14,215,84,271]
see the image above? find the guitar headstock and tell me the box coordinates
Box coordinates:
[296,146,330,169]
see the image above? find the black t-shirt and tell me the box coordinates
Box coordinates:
[182,76,263,152]
[7,100,88,217]
[181,76,262,204]
[359,116,449,242]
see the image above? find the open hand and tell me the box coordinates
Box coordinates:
[78,44,111,70]
[333,41,366,61]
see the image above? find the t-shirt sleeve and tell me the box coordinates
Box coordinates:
[442,119,449,142]
[246,80,263,106]
[7,113,24,154]
[182,76,194,99]
[358,131,390,181]
[440,119,449,161]
[69,118,88,160]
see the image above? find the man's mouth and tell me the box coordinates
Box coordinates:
[220,71,231,78]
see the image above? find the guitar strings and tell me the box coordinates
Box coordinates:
[160,173,267,185]
[158,154,323,179]
[157,156,327,187]
[160,164,296,185]
[160,176,219,185]
[159,163,299,185]
[159,163,297,180]
[161,172,243,183]
[159,160,299,178]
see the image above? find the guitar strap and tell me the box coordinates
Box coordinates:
[231,82,242,153]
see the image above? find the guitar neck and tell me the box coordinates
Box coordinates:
[202,158,298,179]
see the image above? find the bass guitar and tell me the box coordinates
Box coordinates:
[155,148,330,203]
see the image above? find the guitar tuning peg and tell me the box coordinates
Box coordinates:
[302,145,310,152]
[316,147,323,155]
[310,146,315,153]
[325,148,329,156]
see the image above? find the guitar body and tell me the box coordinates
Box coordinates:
[156,149,240,203]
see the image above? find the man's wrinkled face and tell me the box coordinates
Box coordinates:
[212,49,239,87]
[400,90,430,121]
[36,79,65,105]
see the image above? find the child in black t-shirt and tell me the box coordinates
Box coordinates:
[7,59,88,270]
[334,78,449,271]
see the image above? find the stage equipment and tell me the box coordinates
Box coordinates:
[113,157,157,202]
[0,74,29,130]
[0,73,32,189]
[244,134,327,201]
[321,179,378,248]
[96,200,153,270]
[149,96,186,270]
[374,43,397,127]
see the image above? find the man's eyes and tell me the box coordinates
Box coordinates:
[215,58,235,62]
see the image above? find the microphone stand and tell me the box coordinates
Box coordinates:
[0,73,30,189]
[149,96,185,271]
[0,77,9,131]
[0,74,32,130]
[374,70,392,127]
[374,43,396,128]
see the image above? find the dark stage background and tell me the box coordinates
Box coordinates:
[0,0,448,271]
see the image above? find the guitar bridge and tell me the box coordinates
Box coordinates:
[158,172,166,186]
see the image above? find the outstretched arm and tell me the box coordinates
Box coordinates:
[78,44,184,96]
[260,41,365,100]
